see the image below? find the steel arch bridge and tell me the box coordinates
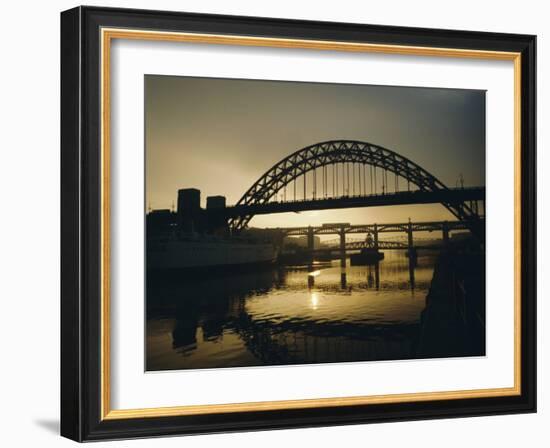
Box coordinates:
[229,140,483,237]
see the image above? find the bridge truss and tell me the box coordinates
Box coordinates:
[228,140,483,238]
[277,219,472,237]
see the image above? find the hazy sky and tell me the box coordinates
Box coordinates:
[145,76,485,228]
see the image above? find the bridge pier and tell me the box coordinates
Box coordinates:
[275,229,285,251]
[340,272,347,289]
[307,226,314,251]
[407,219,414,257]
[307,263,315,289]
[339,225,346,267]
[409,262,416,290]
[406,219,417,289]
[442,221,450,245]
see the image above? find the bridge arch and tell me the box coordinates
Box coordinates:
[230,140,482,236]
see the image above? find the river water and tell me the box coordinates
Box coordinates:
[146,250,437,371]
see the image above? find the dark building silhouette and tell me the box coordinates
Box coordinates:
[206,195,229,235]
[206,195,226,209]
[177,188,202,232]
[146,209,176,236]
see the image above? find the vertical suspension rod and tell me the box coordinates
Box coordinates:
[351,162,355,196]
[359,162,362,196]
[332,164,335,197]
[346,163,349,196]
[336,162,339,196]
[370,165,373,194]
[313,168,317,199]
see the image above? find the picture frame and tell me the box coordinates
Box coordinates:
[60,6,536,441]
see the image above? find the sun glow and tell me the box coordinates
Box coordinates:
[310,292,320,310]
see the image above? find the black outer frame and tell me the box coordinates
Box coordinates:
[60,6,536,442]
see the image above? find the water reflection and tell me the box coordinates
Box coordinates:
[146,251,436,371]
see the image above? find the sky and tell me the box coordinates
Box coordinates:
[145,75,485,228]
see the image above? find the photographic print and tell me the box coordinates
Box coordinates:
[61,9,536,440]
[145,76,486,371]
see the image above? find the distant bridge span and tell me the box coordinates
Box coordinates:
[273,219,480,267]
[272,219,475,237]
[318,240,411,252]
[227,140,484,238]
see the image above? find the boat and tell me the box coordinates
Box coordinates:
[350,248,384,266]
[147,232,278,271]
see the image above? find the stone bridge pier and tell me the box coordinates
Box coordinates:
[339,225,346,267]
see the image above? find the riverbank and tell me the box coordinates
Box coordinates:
[417,241,485,358]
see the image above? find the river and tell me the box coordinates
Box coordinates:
[146,250,440,371]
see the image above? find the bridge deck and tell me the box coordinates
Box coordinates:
[268,218,483,237]
[315,242,440,252]
[219,187,484,219]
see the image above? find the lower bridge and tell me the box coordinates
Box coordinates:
[274,218,480,266]
[274,219,473,237]
[315,240,440,253]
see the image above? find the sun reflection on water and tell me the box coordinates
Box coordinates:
[310,292,320,310]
